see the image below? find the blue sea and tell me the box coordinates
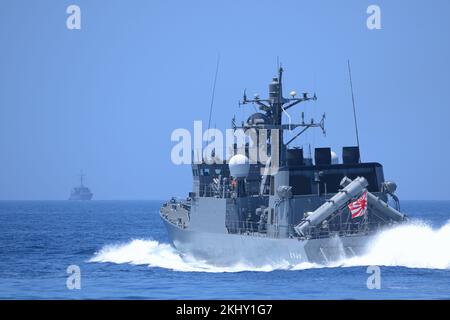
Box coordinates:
[0,200,449,299]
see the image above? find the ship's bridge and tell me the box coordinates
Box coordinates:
[190,145,384,199]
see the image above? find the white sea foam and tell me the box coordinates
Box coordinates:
[89,220,450,272]
[89,238,322,272]
[339,220,450,270]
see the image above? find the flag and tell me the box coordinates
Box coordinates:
[348,191,367,219]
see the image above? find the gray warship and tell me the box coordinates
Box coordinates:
[69,173,93,201]
[160,66,407,265]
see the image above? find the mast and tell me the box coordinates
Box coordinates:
[270,67,285,163]
[240,66,324,167]
[80,171,85,187]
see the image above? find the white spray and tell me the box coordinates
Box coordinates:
[90,220,450,272]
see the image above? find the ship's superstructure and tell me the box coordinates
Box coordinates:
[69,172,93,201]
[160,66,406,265]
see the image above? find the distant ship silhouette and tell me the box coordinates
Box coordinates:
[69,172,93,200]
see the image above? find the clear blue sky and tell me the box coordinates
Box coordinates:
[0,0,449,200]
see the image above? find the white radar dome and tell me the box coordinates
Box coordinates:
[331,151,339,164]
[229,154,250,178]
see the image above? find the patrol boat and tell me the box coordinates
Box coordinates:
[160,66,406,265]
[69,172,93,201]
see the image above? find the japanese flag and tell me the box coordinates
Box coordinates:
[348,191,368,219]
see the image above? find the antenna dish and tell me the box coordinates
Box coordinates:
[290,91,297,97]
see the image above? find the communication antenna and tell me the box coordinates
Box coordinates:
[347,60,361,158]
[207,54,221,132]
[203,54,221,162]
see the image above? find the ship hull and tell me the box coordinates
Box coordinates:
[161,218,374,266]
[68,194,93,201]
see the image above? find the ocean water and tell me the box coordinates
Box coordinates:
[0,200,449,299]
